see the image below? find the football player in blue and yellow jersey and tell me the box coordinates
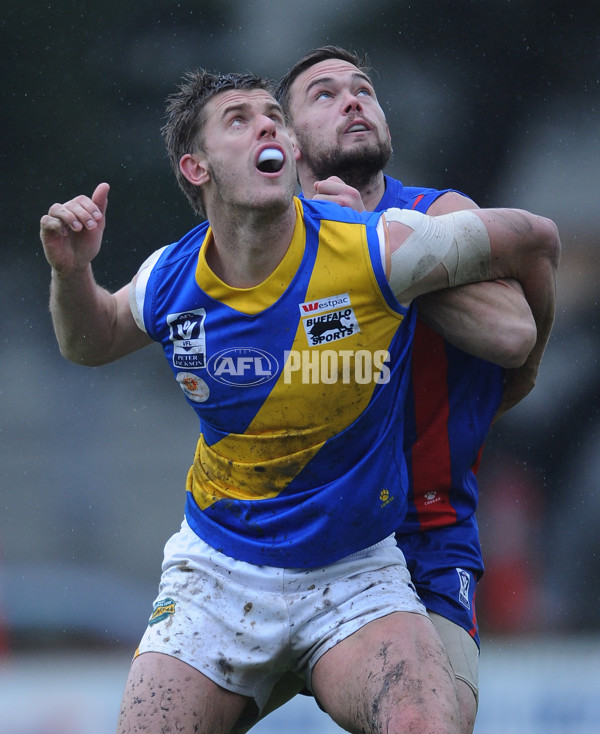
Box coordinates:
[40,68,559,734]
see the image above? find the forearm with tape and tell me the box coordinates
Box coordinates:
[378,208,492,298]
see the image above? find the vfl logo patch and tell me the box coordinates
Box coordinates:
[299,293,360,346]
[208,347,279,386]
[149,597,176,626]
[167,309,207,369]
[456,568,471,610]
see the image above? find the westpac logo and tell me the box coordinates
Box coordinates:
[207,347,279,387]
[299,293,359,346]
[299,292,351,316]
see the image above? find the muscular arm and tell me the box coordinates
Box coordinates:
[424,192,556,411]
[314,183,537,369]
[418,191,536,368]
[417,279,536,368]
[386,206,560,398]
[311,180,556,408]
[470,209,559,417]
[39,183,152,365]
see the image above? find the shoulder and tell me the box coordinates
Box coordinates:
[425,191,478,215]
[151,220,211,271]
[130,220,210,335]
[381,176,474,214]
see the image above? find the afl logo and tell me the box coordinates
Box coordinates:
[208,347,279,387]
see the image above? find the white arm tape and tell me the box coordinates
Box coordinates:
[128,245,168,333]
[377,208,491,298]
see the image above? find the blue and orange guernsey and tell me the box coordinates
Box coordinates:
[132,197,416,568]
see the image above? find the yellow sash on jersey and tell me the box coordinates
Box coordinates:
[188,200,404,508]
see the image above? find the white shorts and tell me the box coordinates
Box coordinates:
[136,519,427,719]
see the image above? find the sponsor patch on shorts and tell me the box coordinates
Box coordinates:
[149,597,176,625]
[456,568,471,609]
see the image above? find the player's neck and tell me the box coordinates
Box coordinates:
[205,202,297,288]
[357,172,386,211]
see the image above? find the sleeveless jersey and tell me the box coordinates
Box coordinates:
[376,175,504,643]
[133,197,417,568]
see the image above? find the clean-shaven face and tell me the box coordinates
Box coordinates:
[199,88,298,215]
[288,59,392,189]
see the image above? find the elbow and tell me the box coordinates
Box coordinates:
[495,320,537,369]
[548,218,562,266]
[513,210,562,270]
[535,215,562,268]
[57,341,110,367]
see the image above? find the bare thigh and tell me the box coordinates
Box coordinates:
[456,679,477,734]
[311,611,460,734]
[117,652,250,734]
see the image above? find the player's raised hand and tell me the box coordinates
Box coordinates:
[313,176,365,212]
[40,182,110,275]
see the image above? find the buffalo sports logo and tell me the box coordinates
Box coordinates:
[299,293,360,346]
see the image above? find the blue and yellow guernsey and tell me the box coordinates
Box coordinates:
[133,197,416,567]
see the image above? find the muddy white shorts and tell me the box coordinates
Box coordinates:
[135,518,427,719]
